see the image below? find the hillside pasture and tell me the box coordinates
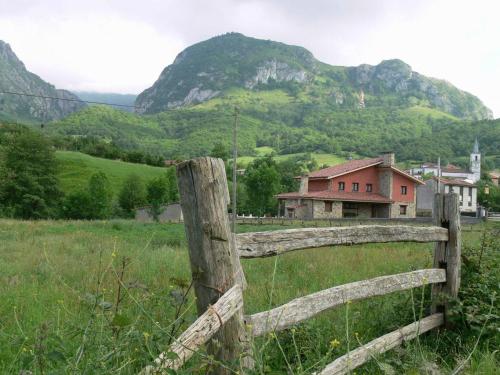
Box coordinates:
[56,151,168,195]
[237,150,346,167]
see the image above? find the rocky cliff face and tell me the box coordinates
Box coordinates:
[0,40,85,122]
[348,59,493,120]
[136,33,492,120]
[135,33,315,113]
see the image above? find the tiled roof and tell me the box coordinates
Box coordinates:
[422,163,467,173]
[434,177,476,187]
[276,191,392,203]
[307,157,383,179]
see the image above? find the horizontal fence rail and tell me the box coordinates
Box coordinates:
[237,225,449,258]
[246,269,446,337]
[140,285,243,374]
[314,313,444,375]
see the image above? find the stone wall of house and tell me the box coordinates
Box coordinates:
[390,202,416,218]
[312,200,342,219]
[284,199,313,219]
[378,168,393,199]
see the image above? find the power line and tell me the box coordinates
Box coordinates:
[0,90,141,109]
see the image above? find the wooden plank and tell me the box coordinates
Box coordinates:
[432,193,446,314]
[140,285,243,374]
[246,269,446,337]
[176,157,250,374]
[314,313,444,375]
[432,193,461,323]
[237,225,448,258]
[444,193,461,298]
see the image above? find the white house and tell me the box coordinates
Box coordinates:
[416,177,478,215]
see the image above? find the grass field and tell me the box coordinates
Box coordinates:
[56,151,168,195]
[0,220,497,374]
[238,148,347,167]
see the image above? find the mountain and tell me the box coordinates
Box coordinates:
[136,33,492,120]
[73,92,137,112]
[46,33,499,168]
[0,40,85,122]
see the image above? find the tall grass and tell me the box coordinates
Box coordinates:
[0,219,497,374]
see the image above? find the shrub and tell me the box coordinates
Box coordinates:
[448,227,499,349]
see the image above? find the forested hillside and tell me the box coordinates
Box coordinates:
[46,102,500,168]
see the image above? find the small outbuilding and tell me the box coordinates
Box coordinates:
[135,203,183,222]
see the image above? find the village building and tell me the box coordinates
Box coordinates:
[489,171,499,186]
[276,152,423,219]
[413,139,481,215]
[416,177,478,216]
[135,203,183,222]
[409,138,481,183]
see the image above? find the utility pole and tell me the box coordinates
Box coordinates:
[231,106,239,234]
[437,157,441,193]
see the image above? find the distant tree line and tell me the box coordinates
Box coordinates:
[0,124,178,220]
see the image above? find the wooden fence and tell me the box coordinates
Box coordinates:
[141,157,461,375]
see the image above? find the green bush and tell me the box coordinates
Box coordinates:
[448,228,499,349]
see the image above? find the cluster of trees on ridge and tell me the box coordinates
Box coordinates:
[46,104,500,169]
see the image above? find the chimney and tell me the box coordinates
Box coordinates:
[299,175,309,195]
[381,152,395,167]
[378,152,394,200]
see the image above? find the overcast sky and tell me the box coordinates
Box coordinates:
[0,0,498,116]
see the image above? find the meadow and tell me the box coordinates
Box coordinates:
[55,151,168,195]
[0,219,497,374]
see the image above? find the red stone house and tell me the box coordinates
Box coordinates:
[277,153,423,219]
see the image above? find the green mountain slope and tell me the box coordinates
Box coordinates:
[0,40,85,122]
[44,33,498,166]
[136,33,492,120]
[56,151,168,196]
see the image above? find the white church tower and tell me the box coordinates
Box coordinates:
[470,137,481,182]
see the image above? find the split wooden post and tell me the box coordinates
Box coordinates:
[176,157,250,374]
[432,193,461,325]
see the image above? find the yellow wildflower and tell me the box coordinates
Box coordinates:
[330,338,340,348]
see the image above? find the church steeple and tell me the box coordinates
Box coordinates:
[470,137,481,182]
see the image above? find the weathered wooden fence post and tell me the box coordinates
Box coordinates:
[432,193,461,325]
[176,157,250,374]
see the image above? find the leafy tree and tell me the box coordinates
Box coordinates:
[244,156,281,216]
[0,128,62,219]
[145,168,179,221]
[118,174,147,217]
[477,179,500,211]
[164,167,179,203]
[62,191,93,219]
[88,172,113,219]
[210,142,230,161]
[146,176,169,221]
